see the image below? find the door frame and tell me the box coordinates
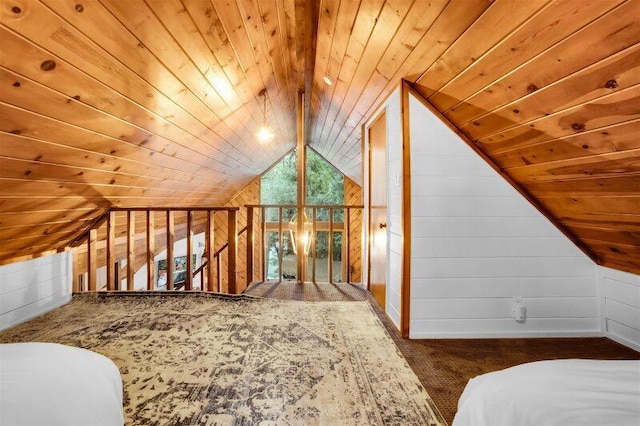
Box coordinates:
[362,83,411,338]
[363,104,390,311]
[366,111,388,309]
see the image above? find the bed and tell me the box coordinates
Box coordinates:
[0,342,124,425]
[453,359,640,426]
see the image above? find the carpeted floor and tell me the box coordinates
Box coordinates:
[0,292,445,426]
[244,281,640,424]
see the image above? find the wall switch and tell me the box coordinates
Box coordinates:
[513,297,526,322]
[395,173,401,187]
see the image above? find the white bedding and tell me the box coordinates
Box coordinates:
[0,343,124,425]
[453,359,640,426]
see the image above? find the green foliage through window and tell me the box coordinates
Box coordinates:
[260,148,345,280]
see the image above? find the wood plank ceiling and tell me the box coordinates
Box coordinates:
[1,0,639,274]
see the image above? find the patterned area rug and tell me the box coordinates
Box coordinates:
[1,294,444,425]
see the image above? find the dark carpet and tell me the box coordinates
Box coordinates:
[244,281,640,424]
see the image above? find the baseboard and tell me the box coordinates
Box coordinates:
[606,332,640,352]
[409,330,604,339]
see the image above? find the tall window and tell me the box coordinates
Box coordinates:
[260,150,297,206]
[260,148,345,281]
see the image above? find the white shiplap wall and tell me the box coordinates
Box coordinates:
[601,266,640,350]
[385,89,403,329]
[407,93,600,338]
[0,252,72,331]
[363,87,402,330]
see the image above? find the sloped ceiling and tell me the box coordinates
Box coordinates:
[1,0,639,273]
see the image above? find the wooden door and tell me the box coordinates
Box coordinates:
[368,112,387,309]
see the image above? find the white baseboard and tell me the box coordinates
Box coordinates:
[606,332,640,352]
[409,330,604,339]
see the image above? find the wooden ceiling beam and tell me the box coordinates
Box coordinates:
[294,0,319,142]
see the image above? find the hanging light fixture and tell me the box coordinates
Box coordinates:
[288,211,313,256]
[255,88,275,145]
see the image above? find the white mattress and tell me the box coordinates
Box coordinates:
[453,359,640,426]
[0,342,124,425]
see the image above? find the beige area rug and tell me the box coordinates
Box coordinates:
[0,294,445,425]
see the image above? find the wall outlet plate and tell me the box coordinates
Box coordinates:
[513,297,526,322]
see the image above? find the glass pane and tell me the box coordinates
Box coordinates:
[331,231,343,283]
[265,231,280,280]
[312,231,329,283]
[305,147,344,205]
[261,151,297,205]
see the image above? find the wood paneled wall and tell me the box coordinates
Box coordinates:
[344,177,362,282]
[1,0,638,274]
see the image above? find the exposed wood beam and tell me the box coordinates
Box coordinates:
[294,0,319,143]
[296,91,306,282]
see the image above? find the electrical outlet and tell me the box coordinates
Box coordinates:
[513,297,526,322]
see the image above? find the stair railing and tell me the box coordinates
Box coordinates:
[72,207,241,294]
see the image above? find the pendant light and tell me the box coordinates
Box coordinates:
[256,89,275,145]
[288,211,313,256]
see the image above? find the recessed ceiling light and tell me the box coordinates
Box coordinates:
[323,75,334,86]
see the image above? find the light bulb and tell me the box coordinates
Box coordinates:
[256,125,275,144]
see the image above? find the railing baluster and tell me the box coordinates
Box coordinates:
[206,210,215,292]
[88,228,97,291]
[166,210,174,291]
[312,207,317,284]
[217,253,222,292]
[126,211,135,291]
[278,207,283,282]
[261,207,266,282]
[227,210,237,294]
[296,206,304,282]
[146,211,155,291]
[186,211,193,291]
[114,261,120,291]
[345,208,351,284]
[106,211,116,291]
[341,209,347,283]
[328,208,333,284]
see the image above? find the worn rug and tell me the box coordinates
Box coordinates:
[0,294,444,425]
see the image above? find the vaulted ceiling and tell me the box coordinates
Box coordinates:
[1,0,639,272]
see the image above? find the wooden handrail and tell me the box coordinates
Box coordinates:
[70,207,240,247]
[192,225,248,277]
[69,209,111,247]
[245,204,364,285]
[73,206,241,294]
[214,225,248,258]
[109,207,240,212]
[245,204,363,209]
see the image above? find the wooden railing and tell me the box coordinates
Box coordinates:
[192,226,247,292]
[245,204,364,285]
[72,207,241,294]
